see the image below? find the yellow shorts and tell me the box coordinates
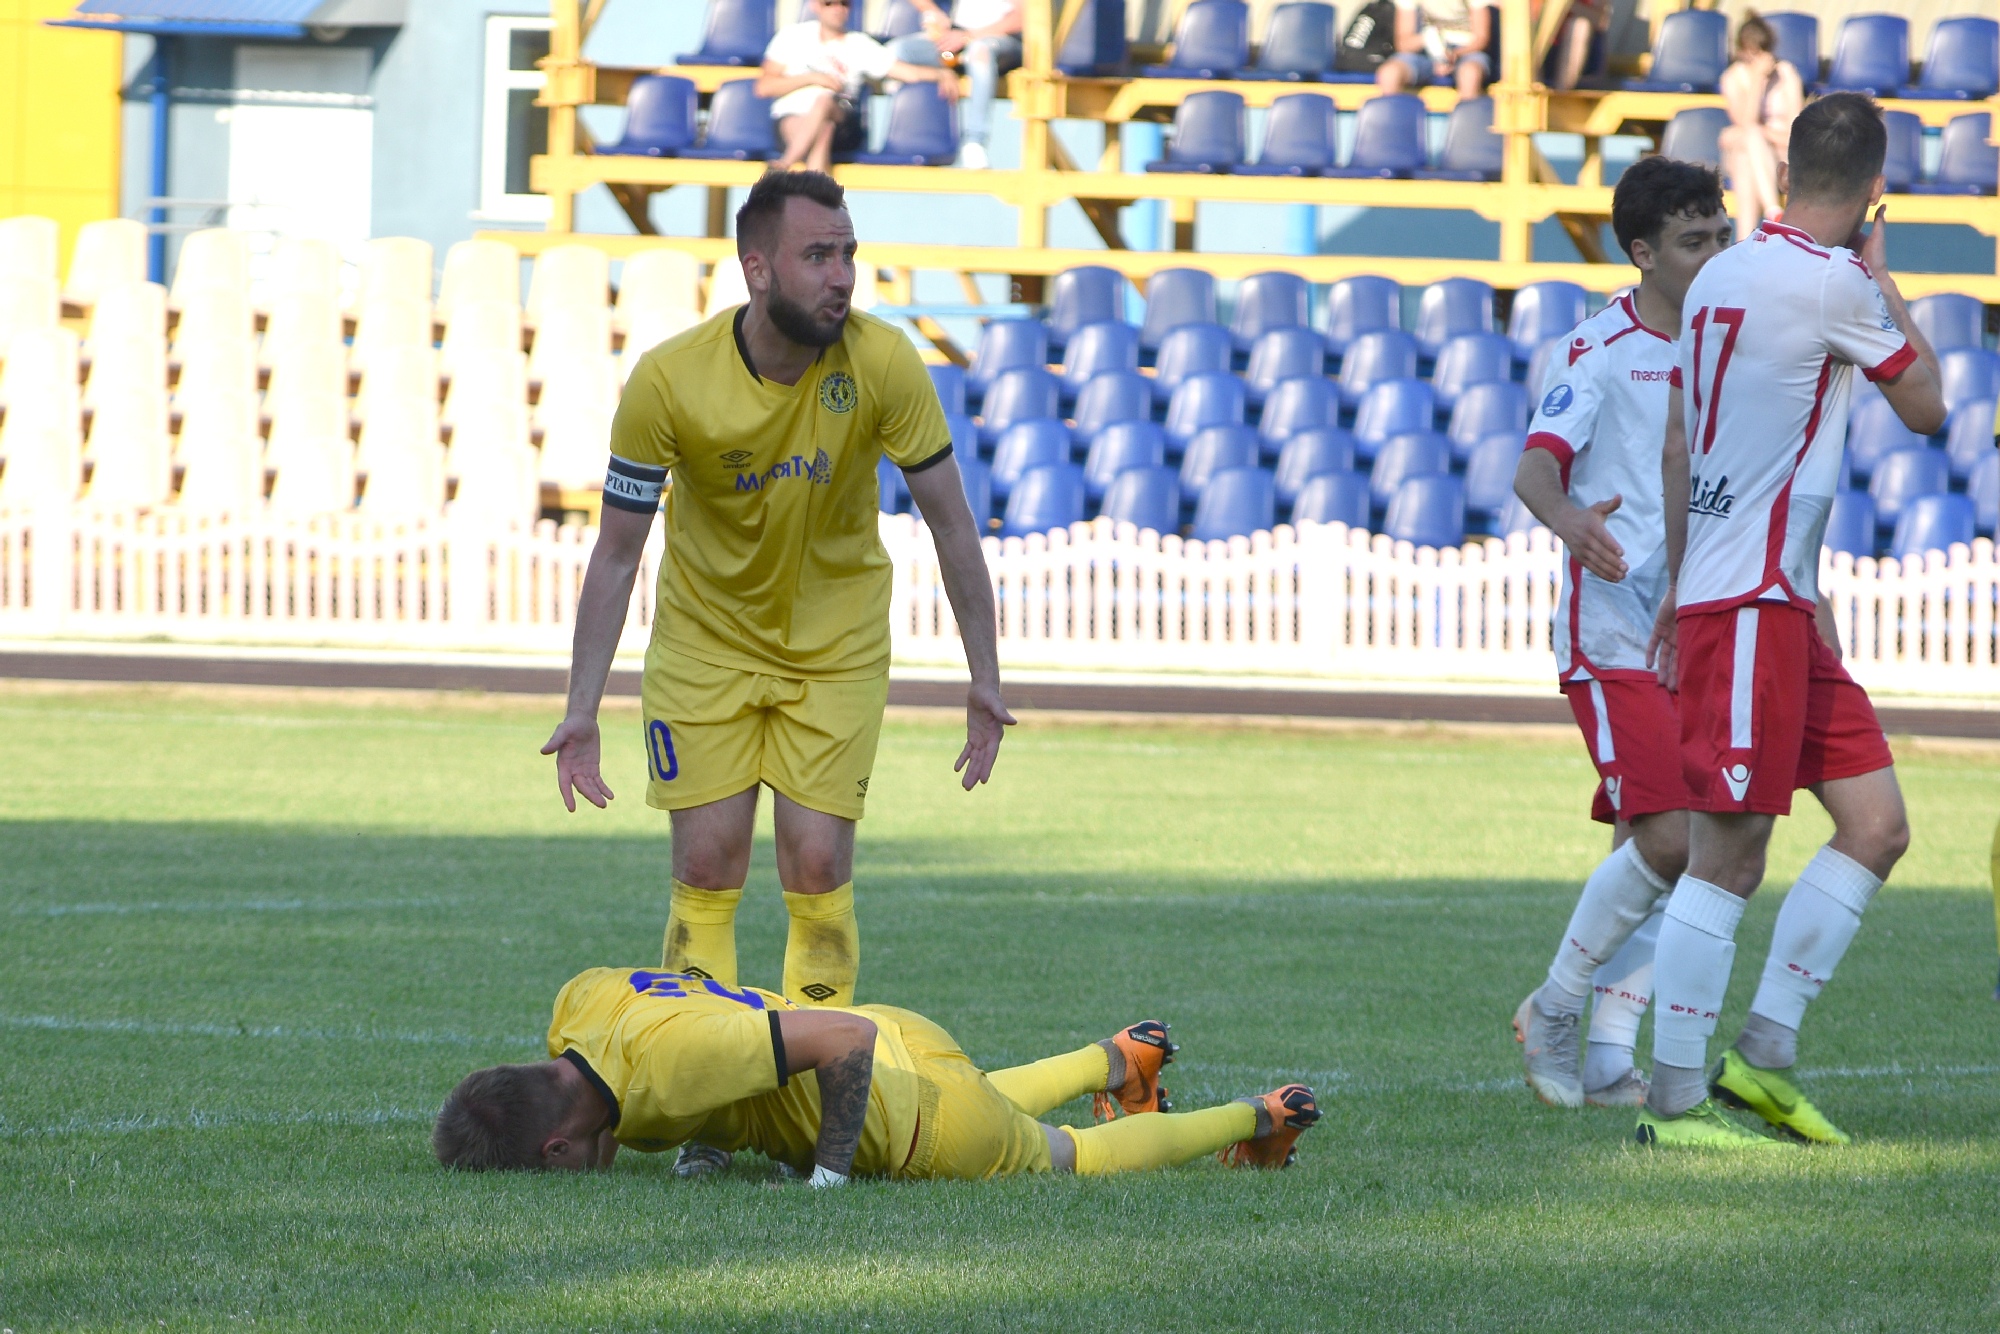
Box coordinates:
[885,1007,1053,1181]
[641,646,888,821]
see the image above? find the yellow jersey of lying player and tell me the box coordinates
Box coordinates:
[546,966,932,1175]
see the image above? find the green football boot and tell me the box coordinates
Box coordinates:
[1710,1048,1852,1145]
[1634,1098,1793,1150]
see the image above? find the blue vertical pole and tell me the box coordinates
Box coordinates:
[1285,203,1316,257]
[1125,122,1164,251]
[147,38,171,284]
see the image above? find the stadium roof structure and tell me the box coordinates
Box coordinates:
[51,0,404,39]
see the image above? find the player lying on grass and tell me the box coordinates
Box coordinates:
[432,967,1322,1182]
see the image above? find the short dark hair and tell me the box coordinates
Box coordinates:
[1611,155,1726,261]
[735,170,847,259]
[1788,93,1887,202]
[432,1064,570,1170]
[1736,14,1775,54]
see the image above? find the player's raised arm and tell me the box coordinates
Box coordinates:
[542,498,657,812]
[774,1008,878,1184]
[1855,208,1947,436]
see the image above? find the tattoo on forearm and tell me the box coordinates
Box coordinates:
[815,1047,874,1176]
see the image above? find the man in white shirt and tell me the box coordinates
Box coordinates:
[891,0,1022,170]
[1509,155,1733,1112]
[1376,0,1494,100]
[756,0,960,172]
[1638,93,1947,1151]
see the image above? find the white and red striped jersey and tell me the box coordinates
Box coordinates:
[1674,220,1915,614]
[1525,291,1679,681]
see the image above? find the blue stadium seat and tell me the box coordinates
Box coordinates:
[603,76,700,156]
[1191,466,1277,541]
[1069,369,1153,445]
[989,419,1074,504]
[1323,275,1400,359]
[1292,469,1370,529]
[1413,277,1495,359]
[1151,322,1234,397]
[1847,392,1923,481]
[1763,12,1820,82]
[1970,451,2000,536]
[1368,430,1452,506]
[1659,106,1728,168]
[1139,269,1219,356]
[1383,473,1467,549]
[1890,492,1976,558]
[1506,281,1588,362]
[1909,292,1986,352]
[1824,489,1877,558]
[1821,14,1909,96]
[1462,431,1525,532]
[1626,10,1729,92]
[1882,110,1923,192]
[1411,96,1502,182]
[967,318,1050,399]
[851,83,959,165]
[977,366,1061,446]
[1447,380,1529,460]
[945,410,977,460]
[1868,446,1950,530]
[1523,335,1563,397]
[1142,0,1250,78]
[929,364,967,416]
[1163,371,1248,452]
[1244,2,1336,79]
[958,454,993,524]
[1910,113,1998,196]
[1324,94,1428,178]
[1337,329,1421,409]
[678,0,774,66]
[1429,330,1515,411]
[1237,93,1338,175]
[1244,326,1327,408]
[876,0,927,41]
[1179,424,1262,505]
[1000,463,1087,538]
[1060,320,1140,400]
[1256,375,1338,454]
[1099,464,1181,534]
[1083,419,1168,503]
[1048,266,1126,353]
[1274,426,1357,505]
[1230,270,1310,356]
[878,453,909,514]
[1942,346,2000,414]
[1944,396,1997,484]
[1908,17,1999,100]
[679,79,778,160]
[1146,90,1246,173]
[1057,0,1128,76]
[1352,377,1437,459]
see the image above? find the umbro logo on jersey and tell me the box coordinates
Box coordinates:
[1689,474,1736,517]
[1722,763,1752,800]
[856,777,869,794]
[720,449,754,468]
[799,983,838,1002]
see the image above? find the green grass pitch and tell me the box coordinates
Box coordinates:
[2,681,1998,1331]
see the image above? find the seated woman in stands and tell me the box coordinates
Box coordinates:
[1718,14,1804,237]
[1375,0,1495,101]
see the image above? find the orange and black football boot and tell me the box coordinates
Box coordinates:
[1091,1020,1178,1121]
[1218,1084,1322,1169]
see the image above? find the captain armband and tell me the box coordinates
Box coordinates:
[603,456,668,514]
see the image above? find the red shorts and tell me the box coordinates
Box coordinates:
[1676,603,1894,816]
[1563,676,1692,824]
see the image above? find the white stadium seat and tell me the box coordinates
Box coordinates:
[439,239,521,321]
[0,326,82,505]
[0,215,59,281]
[64,219,147,308]
[83,375,173,511]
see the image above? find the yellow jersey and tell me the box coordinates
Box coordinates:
[546,966,932,1176]
[608,307,952,681]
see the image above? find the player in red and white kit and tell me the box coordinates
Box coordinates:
[1638,94,1947,1149]
[1510,157,1734,1110]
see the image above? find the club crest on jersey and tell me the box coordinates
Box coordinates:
[1540,384,1575,417]
[1689,473,1736,517]
[819,371,857,414]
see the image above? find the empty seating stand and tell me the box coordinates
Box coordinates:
[680,80,777,160]
[678,0,774,67]
[1145,91,1246,173]
[1763,12,1819,82]
[1413,98,1503,182]
[1143,0,1250,79]
[1242,3,1335,81]
[851,84,960,166]
[1627,10,1729,93]
[603,76,699,156]
[1821,15,1908,96]
[1911,114,1998,196]
[1660,107,1729,168]
[1907,17,1999,101]
[1324,95,1427,179]
[1238,94,1339,176]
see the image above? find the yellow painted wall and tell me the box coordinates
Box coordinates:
[0,0,122,269]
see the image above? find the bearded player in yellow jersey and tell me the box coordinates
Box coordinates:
[433,966,1323,1184]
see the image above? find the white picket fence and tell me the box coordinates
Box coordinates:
[2,505,1998,695]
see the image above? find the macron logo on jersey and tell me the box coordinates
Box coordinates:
[1722,764,1752,801]
[1567,335,1592,366]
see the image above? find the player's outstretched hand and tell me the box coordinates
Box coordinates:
[1553,494,1628,583]
[954,682,1016,790]
[1645,587,1679,692]
[542,713,615,813]
[1858,204,1890,276]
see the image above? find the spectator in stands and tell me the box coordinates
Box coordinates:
[756,0,959,172]
[1719,14,1804,237]
[1539,0,1607,91]
[1376,0,1495,100]
[891,1,1022,170]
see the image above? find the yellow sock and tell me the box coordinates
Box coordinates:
[662,881,741,985]
[987,1045,1110,1117]
[1062,1103,1256,1176]
[782,883,858,1007]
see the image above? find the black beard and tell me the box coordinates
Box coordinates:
[766,281,847,349]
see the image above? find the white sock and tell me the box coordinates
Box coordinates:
[1539,841,1674,1017]
[1584,902,1661,1090]
[1748,844,1882,1032]
[1651,876,1747,1073]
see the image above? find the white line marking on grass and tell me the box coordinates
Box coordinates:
[15,896,465,918]
[0,1014,540,1049]
[0,705,512,734]
[0,1107,434,1139]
